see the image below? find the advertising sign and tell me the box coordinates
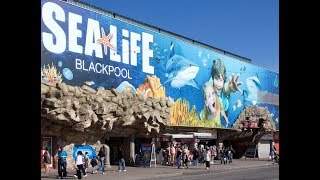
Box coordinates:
[139,144,152,167]
[41,0,279,130]
[73,145,96,159]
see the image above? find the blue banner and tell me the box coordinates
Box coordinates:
[73,145,96,159]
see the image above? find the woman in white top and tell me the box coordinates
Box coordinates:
[75,151,87,179]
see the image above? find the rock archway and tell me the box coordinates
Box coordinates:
[232,105,276,135]
[219,105,277,158]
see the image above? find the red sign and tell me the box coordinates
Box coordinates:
[243,122,259,128]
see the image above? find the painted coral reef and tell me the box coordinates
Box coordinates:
[41,64,62,84]
[170,98,213,127]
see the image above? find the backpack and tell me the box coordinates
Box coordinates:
[195,150,199,157]
[90,159,97,167]
[176,150,182,157]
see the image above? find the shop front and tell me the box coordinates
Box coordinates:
[161,133,195,148]
[189,131,217,148]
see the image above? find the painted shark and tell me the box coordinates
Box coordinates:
[163,42,200,89]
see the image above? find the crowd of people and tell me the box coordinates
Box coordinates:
[41,142,279,179]
[160,143,235,170]
[41,146,127,179]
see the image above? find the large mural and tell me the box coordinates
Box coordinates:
[41,0,279,130]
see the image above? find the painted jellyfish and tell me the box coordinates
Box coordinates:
[62,68,73,80]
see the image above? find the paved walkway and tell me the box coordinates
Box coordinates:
[41,158,278,179]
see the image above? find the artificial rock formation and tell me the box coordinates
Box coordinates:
[41,82,173,144]
[216,105,277,158]
[231,105,276,133]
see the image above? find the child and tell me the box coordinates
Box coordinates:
[84,152,89,172]
[90,156,99,174]
[209,59,242,127]
[42,149,50,173]
[200,82,228,127]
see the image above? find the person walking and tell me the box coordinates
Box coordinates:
[42,148,50,173]
[175,147,182,169]
[74,151,87,179]
[118,146,127,172]
[84,152,89,172]
[192,147,200,166]
[97,146,106,174]
[182,146,189,169]
[90,156,99,174]
[57,146,68,179]
[170,144,176,166]
[204,147,211,170]
[220,148,226,165]
[161,148,167,165]
[228,145,235,163]
[270,145,278,164]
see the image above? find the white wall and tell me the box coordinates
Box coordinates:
[258,140,271,159]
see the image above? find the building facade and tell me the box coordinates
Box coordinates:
[41,0,279,168]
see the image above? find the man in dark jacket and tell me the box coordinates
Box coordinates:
[118,147,126,172]
[193,148,200,166]
[97,146,106,174]
[220,148,226,165]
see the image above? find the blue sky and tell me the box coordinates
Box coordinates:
[80,0,278,73]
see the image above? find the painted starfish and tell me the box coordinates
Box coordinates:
[96,27,115,55]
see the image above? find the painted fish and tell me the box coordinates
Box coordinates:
[116,81,137,93]
[244,76,267,105]
[85,81,95,86]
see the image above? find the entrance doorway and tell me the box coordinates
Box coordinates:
[135,138,152,154]
[106,137,125,165]
[198,139,216,147]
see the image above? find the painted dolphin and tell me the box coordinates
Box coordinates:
[244,76,267,105]
[163,42,200,89]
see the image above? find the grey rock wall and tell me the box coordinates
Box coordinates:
[41,82,172,144]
